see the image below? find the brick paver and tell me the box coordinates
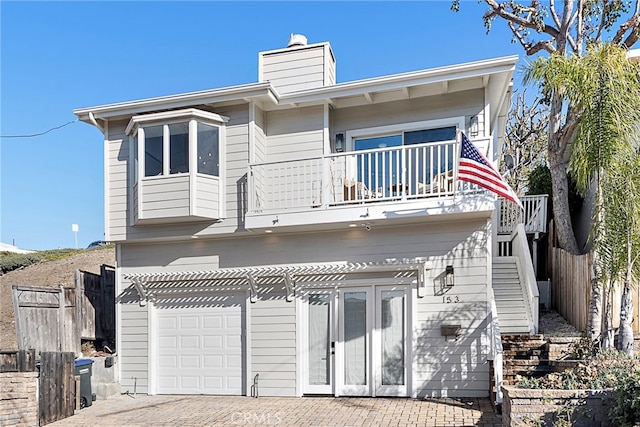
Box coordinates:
[48,395,501,426]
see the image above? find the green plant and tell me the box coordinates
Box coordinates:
[526,164,552,196]
[0,252,43,274]
[568,334,598,360]
[610,367,640,426]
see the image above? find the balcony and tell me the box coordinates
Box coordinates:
[497,195,548,235]
[246,138,496,230]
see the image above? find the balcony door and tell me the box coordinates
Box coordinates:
[350,121,460,197]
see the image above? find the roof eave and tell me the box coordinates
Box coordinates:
[73,82,276,123]
[279,55,519,105]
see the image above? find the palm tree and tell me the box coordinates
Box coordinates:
[525,43,640,347]
[601,152,640,355]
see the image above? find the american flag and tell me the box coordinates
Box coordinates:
[458,133,522,208]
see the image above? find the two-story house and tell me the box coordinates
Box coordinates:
[74,35,539,400]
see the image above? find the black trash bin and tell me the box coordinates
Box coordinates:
[74,359,94,408]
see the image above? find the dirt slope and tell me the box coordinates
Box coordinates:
[0,246,115,350]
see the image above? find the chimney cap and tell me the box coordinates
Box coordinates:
[287,34,308,48]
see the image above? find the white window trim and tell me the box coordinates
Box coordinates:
[344,117,465,152]
[127,108,229,223]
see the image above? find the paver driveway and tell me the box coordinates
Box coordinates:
[48,394,501,426]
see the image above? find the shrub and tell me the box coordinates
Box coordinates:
[610,366,640,427]
[0,252,43,274]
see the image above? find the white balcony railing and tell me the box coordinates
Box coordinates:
[248,138,488,214]
[497,194,548,235]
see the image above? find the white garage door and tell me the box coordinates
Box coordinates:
[156,294,244,395]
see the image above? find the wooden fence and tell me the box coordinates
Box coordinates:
[12,264,115,355]
[77,265,115,343]
[39,352,76,426]
[550,247,591,332]
[0,350,76,425]
[12,285,79,354]
[0,349,36,372]
[550,246,639,334]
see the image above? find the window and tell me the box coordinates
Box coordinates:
[127,109,228,179]
[144,125,163,177]
[197,122,219,176]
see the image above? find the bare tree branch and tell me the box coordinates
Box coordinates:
[594,1,609,42]
[484,0,561,38]
[550,0,562,28]
[614,14,640,47]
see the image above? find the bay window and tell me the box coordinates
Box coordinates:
[126,109,228,224]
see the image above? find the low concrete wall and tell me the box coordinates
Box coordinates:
[502,386,614,426]
[89,356,119,399]
[0,372,38,426]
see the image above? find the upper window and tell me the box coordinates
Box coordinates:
[126,109,227,179]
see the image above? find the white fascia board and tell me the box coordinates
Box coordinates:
[74,82,275,123]
[125,108,230,135]
[279,55,519,105]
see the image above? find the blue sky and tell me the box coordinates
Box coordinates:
[1,1,522,250]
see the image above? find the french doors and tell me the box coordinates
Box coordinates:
[302,285,410,397]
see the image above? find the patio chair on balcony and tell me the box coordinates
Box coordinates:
[428,170,454,194]
[343,178,373,202]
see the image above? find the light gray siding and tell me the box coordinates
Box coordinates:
[194,174,220,218]
[265,106,324,160]
[117,218,490,397]
[260,44,334,94]
[251,287,296,396]
[105,119,130,242]
[332,89,485,137]
[140,175,190,220]
[254,105,266,164]
[118,290,149,394]
[105,105,250,241]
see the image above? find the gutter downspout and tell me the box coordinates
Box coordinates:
[89,112,105,133]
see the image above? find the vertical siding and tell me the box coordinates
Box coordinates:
[261,45,329,94]
[251,287,297,396]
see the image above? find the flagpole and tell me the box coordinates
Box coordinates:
[454,130,463,198]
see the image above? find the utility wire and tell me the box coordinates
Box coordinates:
[0,119,79,139]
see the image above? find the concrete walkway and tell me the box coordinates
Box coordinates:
[49,394,501,426]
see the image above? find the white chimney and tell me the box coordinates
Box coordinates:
[258,35,336,94]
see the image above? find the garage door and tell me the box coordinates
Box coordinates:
[156,294,244,394]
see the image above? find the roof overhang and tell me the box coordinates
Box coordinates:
[74,55,518,125]
[73,82,278,123]
[125,259,429,305]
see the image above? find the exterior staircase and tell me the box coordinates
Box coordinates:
[492,257,532,334]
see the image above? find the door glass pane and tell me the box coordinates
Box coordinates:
[144,125,163,177]
[355,135,401,195]
[405,127,456,190]
[381,290,405,386]
[308,294,330,386]
[169,123,189,174]
[344,291,367,385]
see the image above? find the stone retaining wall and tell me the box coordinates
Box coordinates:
[502,386,614,426]
[0,372,38,426]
